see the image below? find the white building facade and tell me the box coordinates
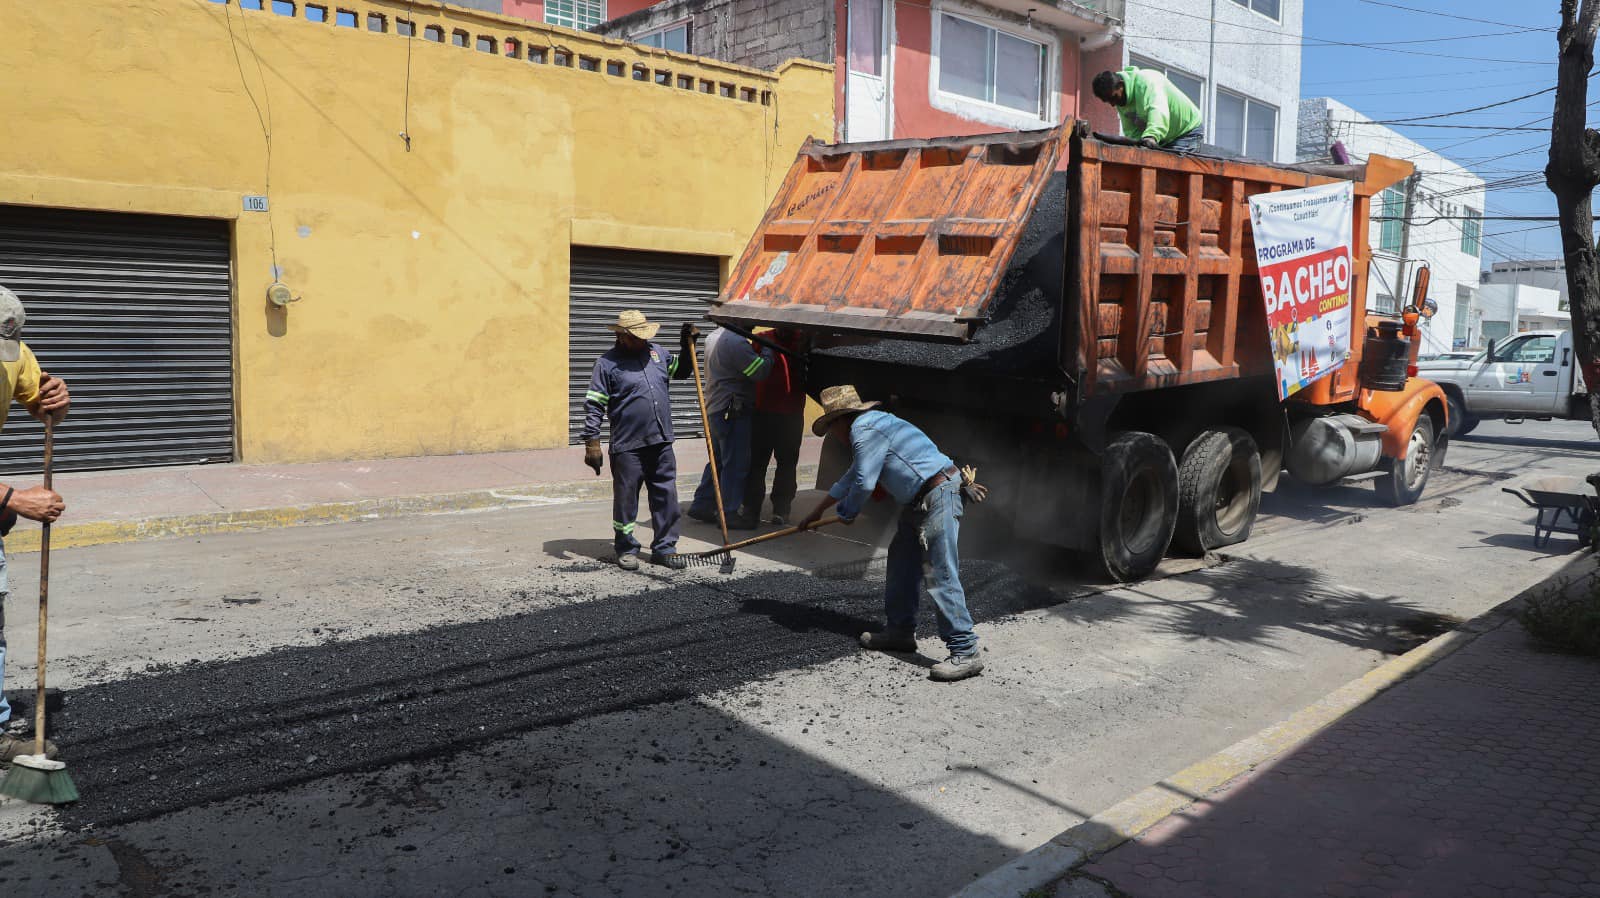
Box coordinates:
[1120,0,1303,163]
[1483,259,1569,311]
[1298,97,1486,355]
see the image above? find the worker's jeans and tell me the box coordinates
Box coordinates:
[884,481,978,657]
[689,409,752,519]
[611,442,681,557]
[743,410,804,519]
[1168,126,1203,154]
[0,539,10,728]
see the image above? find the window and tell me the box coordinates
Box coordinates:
[239,0,263,8]
[452,30,469,48]
[304,4,326,21]
[1482,320,1511,343]
[1214,90,1277,160]
[1494,335,1556,364]
[424,25,443,42]
[546,0,606,30]
[505,39,521,58]
[936,13,1047,119]
[397,19,415,37]
[1461,208,1483,257]
[270,0,294,15]
[335,9,356,27]
[1378,187,1404,253]
[1128,55,1203,111]
[476,36,496,53]
[367,13,386,32]
[1454,285,1472,343]
[636,23,689,54]
[1229,0,1280,20]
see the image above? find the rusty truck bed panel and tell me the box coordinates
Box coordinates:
[1068,132,1405,402]
[711,129,1065,341]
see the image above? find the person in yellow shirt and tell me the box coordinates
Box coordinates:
[0,285,72,767]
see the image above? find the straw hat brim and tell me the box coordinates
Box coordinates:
[811,401,880,437]
[609,322,661,340]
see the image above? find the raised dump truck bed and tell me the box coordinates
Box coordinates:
[711,123,1447,581]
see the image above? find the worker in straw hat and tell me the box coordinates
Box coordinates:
[0,285,71,767]
[797,385,986,682]
[579,310,694,571]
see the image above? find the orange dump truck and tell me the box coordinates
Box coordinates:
[710,124,1447,581]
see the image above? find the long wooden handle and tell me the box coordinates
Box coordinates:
[686,329,730,547]
[34,417,53,754]
[685,516,844,558]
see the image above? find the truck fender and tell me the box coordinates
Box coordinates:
[1360,378,1448,460]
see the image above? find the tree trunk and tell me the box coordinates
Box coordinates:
[1547,0,1600,435]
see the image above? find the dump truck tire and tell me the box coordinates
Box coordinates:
[1097,432,1179,582]
[1445,392,1478,437]
[1173,427,1261,556]
[1377,414,1435,507]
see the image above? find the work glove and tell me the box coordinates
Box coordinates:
[959,465,988,504]
[584,439,603,475]
[1139,137,1158,150]
[679,321,697,357]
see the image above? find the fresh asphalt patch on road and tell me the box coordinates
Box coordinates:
[36,561,1056,832]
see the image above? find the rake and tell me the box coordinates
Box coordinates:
[677,516,844,572]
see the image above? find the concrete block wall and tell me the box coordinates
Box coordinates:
[596,0,833,73]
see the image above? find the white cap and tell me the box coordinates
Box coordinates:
[0,286,23,363]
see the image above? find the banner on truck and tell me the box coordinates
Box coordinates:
[1248,181,1355,401]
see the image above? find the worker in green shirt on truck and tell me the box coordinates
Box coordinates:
[1092,67,1204,153]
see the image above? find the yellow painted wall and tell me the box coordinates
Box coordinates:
[0,0,832,463]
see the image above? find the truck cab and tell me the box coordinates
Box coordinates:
[1417,330,1586,434]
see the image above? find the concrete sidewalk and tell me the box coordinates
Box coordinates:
[1033,555,1600,898]
[4,438,822,552]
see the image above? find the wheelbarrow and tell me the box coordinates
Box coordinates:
[1502,477,1599,549]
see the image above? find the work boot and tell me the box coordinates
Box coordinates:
[649,552,686,570]
[769,507,791,525]
[930,652,985,682]
[0,732,59,767]
[859,629,917,653]
[617,553,641,572]
[686,507,720,525]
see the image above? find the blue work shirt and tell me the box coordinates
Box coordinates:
[581,341,683,453]
[828,411,954,521]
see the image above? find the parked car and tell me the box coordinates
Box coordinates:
[1416,330,1589,436]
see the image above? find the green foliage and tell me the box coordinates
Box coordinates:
[1520,574,1600,656]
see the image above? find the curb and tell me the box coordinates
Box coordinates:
[0,462,825,554]
[950,586,1537,898]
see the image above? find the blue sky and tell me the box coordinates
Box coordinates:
[1300,0,1568,264]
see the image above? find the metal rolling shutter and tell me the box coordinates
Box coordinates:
[568,247,721,445]
[0,206,234,475]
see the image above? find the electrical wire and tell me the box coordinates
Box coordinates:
[223,2,280,274]
[401,0,415,151]
[1352,1,1556,31]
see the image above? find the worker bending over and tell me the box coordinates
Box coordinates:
[798,386,985,683]
[1092,67,1203,153]
[580,310,693,571]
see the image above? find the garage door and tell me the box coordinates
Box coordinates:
[568,247,720,445]
[0,205,234,475]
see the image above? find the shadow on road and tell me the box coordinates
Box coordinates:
[1456,432,1596,454]
[1051,555,1457,656]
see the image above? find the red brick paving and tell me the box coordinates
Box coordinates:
[1080,617,1600,897]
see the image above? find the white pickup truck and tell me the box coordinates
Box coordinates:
[1416,329,1589,436]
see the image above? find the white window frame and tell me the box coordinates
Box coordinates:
[545,0,606,31]
[1214,88,1279,161]
[635,19,691,54]
[929,0,1059,131]
[1127,54,1205,116]
[1229,0,1281,23]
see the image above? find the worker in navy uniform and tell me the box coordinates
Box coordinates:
[580,310,694,571]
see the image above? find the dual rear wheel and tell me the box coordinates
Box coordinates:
[1095,428,1262,582]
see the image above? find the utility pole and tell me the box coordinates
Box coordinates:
[1207,0,1217,145]
[1395,173,1421,314]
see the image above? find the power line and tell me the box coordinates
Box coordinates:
[1353,0,1557,31]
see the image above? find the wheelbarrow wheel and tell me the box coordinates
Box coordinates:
[1378,415,1436,507]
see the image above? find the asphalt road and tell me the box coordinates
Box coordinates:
[0,419,1592,897]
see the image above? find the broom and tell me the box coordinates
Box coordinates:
[677,516,844,572]
[1,417,77,804]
